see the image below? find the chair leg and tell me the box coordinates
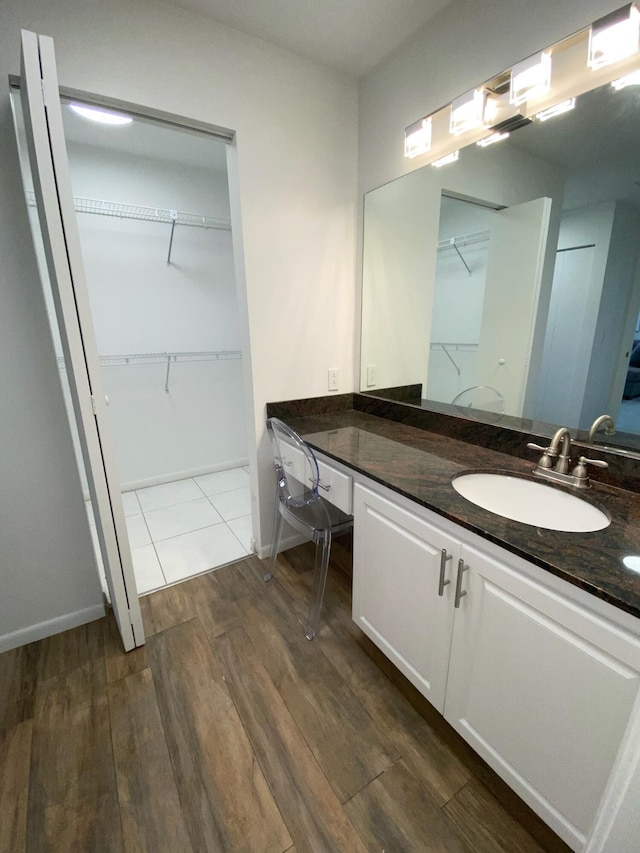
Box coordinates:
[265,503,284,582]
[305,532,331,640]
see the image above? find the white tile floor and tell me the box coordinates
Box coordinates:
[90,466,253,595]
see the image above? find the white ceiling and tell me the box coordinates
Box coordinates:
[162,0,453,77]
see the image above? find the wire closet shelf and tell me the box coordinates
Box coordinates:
[56,350,243,393]
[26,189,231,231]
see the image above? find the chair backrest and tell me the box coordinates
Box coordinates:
[267,417,320,508]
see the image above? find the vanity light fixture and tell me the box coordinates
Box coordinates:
[535,98,576,121]
[477,131,510,147]
[432,150,459,168]
[69,103,133,125]
[404,117,432,159]
[450,88,485,135]
[611,68,640,87]
[510,51,552,105]
[588,3,640,69]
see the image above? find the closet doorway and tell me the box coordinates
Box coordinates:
[59,104,253,595]
[12,33,253,638]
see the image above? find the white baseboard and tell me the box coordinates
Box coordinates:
[119,459,250,494]
[256,532,308,560]
[0,603,106,653]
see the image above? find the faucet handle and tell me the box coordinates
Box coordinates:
[576,455,608,470]
[571,455,608,484]
[526,442,554,469]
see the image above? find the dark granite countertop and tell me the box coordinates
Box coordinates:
[278,409,640,622]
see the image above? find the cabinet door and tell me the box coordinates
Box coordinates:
[352,484,459,712]
[444,543,640,851]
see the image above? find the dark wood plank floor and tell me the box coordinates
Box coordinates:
[0,542,572,852]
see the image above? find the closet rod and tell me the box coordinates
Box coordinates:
[26,190,231,231]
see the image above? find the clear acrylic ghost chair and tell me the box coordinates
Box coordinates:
[266,417,353,639]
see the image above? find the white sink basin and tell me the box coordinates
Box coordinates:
[451,472,610,532]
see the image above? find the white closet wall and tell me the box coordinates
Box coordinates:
[66,141,247,489]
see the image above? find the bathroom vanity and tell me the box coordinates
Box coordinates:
[267,397,640,852]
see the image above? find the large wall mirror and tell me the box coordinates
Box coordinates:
[361,17,640,455]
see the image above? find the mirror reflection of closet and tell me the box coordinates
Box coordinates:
[427,196,494,406]
[427,192,552,419]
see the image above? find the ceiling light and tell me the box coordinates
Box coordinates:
[432,151,459,168]
[69,103,133,125]
[450,88,485,135]
[535,98,576,121]
[588,3,640,69]
[611,68,640,87]
[510,51,552,105]
[404,117,432,159]
[477,132,510,147]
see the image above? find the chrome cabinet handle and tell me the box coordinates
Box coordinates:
[438,549,452,596]
[308,477,331,491]
[454,559,469,608]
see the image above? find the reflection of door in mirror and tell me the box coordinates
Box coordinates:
[426,194,551,418]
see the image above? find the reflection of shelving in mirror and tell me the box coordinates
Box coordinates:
[437,229,490,275]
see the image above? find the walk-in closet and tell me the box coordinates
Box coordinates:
[17,95,252,598]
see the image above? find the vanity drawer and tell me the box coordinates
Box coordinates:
[316,456,353,515]
[278,438,352,514]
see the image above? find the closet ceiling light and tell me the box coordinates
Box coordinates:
[510,51,552,106]
[589,3,640,69]
[404,117,432,159]
[535,98,576,121]
[69,104,133,125]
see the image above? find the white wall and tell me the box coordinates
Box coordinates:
[0,0,358,647]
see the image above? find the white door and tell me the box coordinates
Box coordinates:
[476,197,552,417]
[18,30,144,651]
[444,542,640,850]
[352,484,458,712]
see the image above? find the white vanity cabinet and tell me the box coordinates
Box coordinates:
[352,483,459,710]
[352,481,640,852]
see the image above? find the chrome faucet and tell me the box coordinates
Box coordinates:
[527,426,608,489]
[588,414,615,443]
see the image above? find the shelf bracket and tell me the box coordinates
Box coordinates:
[164,354,175,393]
[452,242,472,275]
[166,210,178,265]
[440,343,461,375]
